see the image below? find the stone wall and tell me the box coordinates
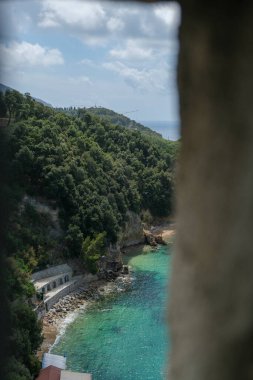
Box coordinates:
[44,274,98,311]
[45,277,84,311]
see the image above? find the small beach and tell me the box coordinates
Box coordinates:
[38,224,175,359]
[38,276,133,357]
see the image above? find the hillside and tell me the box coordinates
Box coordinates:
[55,106,162,138]
[87,107,162,138]
[1,88,179,379]
[0,82,52,107]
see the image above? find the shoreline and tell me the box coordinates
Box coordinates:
[150,222,176,242]
[38,275,133,358]
[38,224,175,358]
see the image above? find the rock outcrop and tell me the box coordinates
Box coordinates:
[97,243,125,280]
[119,211,145,247]
[143,230,167,247]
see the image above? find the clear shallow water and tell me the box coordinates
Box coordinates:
[52,245,172,380]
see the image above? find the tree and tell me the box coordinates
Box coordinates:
[82,232,106,273]
[4,90,24,125]
[65,224,84,256]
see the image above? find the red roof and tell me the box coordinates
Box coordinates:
[36,365,61,380]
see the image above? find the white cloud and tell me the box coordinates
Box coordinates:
[79,58,96,67]
[0,1,180,122]
[39,0,107,44]
[67,75,92,86]
[107,17,124,33]
[39,1,106,28]
[38,12,60,28]
[0,2,33,40]
[103,61,173,94]
[0,41,64,69]
[154,3,181,27]
[38,1,181,45]
[109,40,153,61]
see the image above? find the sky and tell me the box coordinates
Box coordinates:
[0,0,181,125]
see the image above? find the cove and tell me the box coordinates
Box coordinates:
[52,244,172,380]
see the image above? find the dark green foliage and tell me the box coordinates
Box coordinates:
[0,91,7,117]
[4,357,33,380]
[1,88,179,380]
[3,89,179,254]
[82,232,107,274]
[66,224,84,256]
[55,106,162,138]
[6,201,61,271]
[4,302,42,379]
[86,107,162,138]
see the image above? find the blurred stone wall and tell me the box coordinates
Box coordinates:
[169,2,253,380]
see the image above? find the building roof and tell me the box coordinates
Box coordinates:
[61,370,92,380]
[42,353,67,370]
[36,365,61,380]
[32,264,72,281]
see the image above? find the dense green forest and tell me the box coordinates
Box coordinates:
[55,106,162,138]
[0,89,179,379]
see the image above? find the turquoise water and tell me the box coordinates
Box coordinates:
[52,245,171,379]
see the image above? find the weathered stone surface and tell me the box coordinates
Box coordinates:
[169,2,253,380]
[119,211,145,247]
[144,230,167,246]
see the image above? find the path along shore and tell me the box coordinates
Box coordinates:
[38,224,175,358]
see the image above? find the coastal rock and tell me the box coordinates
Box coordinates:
[121,265,129,274]
[144,230,167,246]
[154,235,167,245]
[119,211,145,247]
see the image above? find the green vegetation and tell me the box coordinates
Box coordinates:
[86,107,162,138]
[0,89,179,379]
[55,106,162,138]
[82,232,107,274]
[4,90,178,253]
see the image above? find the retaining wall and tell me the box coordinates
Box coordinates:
[45,276,85,311]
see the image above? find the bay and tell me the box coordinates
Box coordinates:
[52,245,172,379]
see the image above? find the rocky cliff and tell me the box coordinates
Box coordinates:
[119,211,144,248]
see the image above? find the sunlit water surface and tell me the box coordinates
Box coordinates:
[52,245,172,380]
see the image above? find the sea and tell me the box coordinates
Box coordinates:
[51,244,172,380]
[140,121,180,141]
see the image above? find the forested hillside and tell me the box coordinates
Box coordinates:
[0,89,179,379]
[55,106,162,138]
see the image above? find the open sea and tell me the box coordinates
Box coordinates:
[52,244,172,380]
[140,121,180,141]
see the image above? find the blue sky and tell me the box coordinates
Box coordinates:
[0,0,181,124]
